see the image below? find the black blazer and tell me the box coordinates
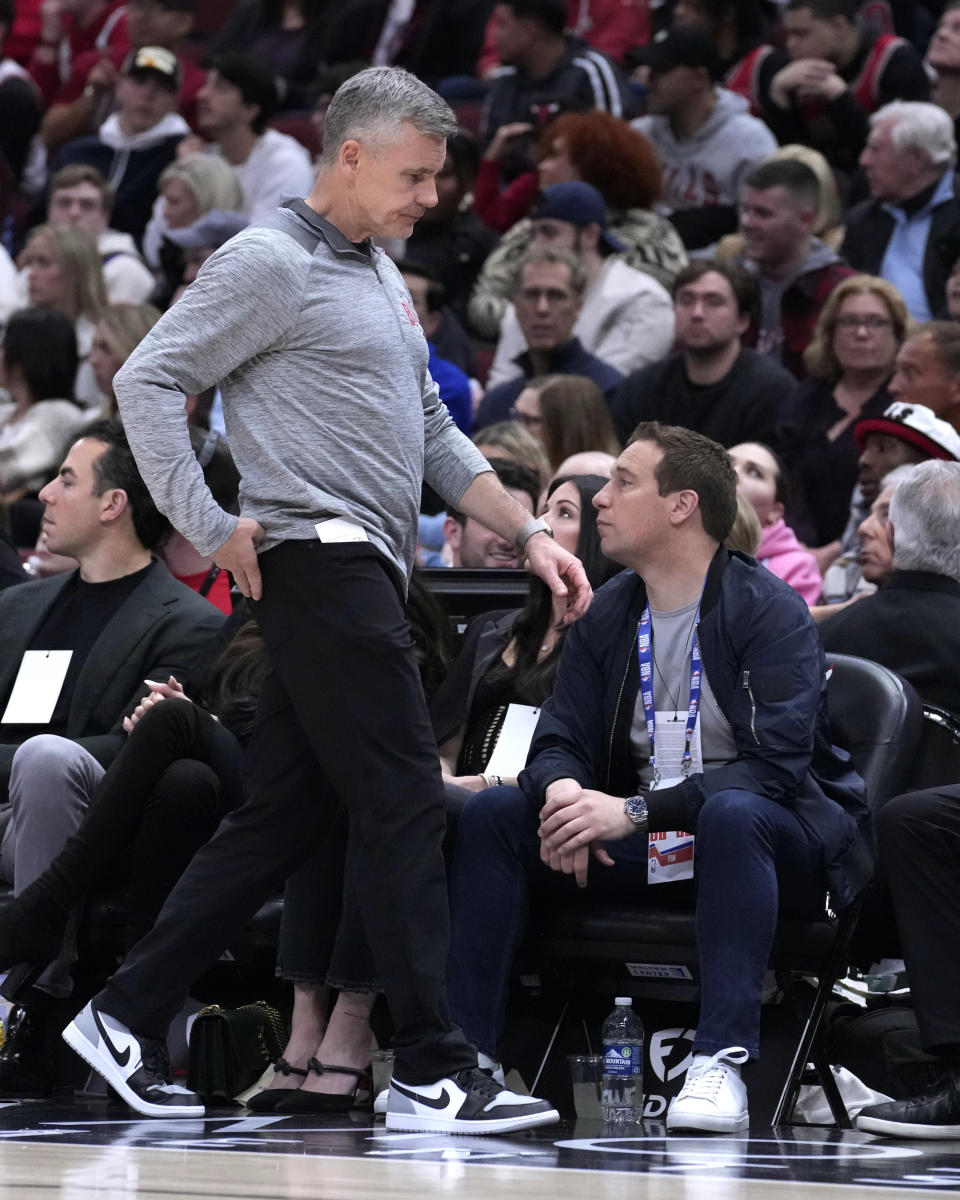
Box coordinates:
[0,560,225,802]
[820,570,960,714]
[841,173,960,319]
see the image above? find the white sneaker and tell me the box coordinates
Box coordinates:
[63,1000,205,1118]
[385,1067,559,1135]
[666,1046,749,1134]
[373,1057,505,1115]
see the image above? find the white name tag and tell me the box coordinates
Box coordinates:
[315,517,369,543]
[1,650,73,724]
[484,703,541,779]
[647,711,699,884]
[652,710,703,780]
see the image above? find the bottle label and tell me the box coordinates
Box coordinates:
[603,1043,639,1078]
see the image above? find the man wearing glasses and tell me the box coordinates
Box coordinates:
[475,245,624,429]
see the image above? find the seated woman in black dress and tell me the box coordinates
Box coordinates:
[436,473,619,794]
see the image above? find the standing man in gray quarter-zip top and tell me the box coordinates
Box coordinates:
[61,66,590,1135]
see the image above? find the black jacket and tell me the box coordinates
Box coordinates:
[778,378,892,547]
[481,35,632,151]
[759,29,929,176]
[474,337,624,430]
[430,609,517,747]
[611,348,792,447]
[56,133,184,247]
[841,173,960,320]
[520,548,871,908]
[820,570,960,714]
[0,529,27,593]
[406,209,500,328]
[0,561,224,804]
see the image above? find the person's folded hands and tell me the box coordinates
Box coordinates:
[539,788,635,858]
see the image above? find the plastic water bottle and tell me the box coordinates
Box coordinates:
[601,996,644,1124]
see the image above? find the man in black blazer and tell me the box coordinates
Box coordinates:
[820,459,960,712]
[0,420,223,1089]
[0,420,224,801]
[844,101,960,321]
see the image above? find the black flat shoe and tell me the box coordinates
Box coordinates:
[246,1058,310,1112]
[275,1059,371,1114]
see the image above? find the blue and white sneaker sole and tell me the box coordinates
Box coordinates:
[384,1107,560,1135]
[62,1017,205,1118]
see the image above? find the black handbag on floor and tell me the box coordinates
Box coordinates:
[187,1001,287,1104]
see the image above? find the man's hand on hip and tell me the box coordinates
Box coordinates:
[525,533,593,624]
[214,517,265,600]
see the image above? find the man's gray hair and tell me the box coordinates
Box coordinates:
[880,462,921,494]
[872,101,957,170]
[515,246,588,296]
[890,459,960,580]
[319,66,457,167]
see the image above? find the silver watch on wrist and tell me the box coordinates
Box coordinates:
[623,794,649,832]
[515,516,554,553]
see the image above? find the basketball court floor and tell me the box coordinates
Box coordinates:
[0,1100,957,1199]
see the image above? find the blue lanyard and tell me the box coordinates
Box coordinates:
[637,604,703,787]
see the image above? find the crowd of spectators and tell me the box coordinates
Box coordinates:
[1,0,960,1142]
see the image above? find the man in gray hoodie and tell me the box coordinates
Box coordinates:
[631,26,777,251]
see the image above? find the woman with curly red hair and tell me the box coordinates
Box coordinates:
[470,110,687,337]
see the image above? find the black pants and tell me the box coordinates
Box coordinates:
[278,782,474,990]
[878,785,960,1057]
[118,705,243,940]
[99,542,476,1081]
[6,704,241,995]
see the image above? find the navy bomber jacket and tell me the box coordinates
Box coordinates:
[519,547,871,909]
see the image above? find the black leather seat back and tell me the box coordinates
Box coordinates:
[823,654,922,811]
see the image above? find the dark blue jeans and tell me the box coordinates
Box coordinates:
[447,785,827,1060]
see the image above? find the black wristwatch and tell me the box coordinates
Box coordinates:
[623,794,649,832]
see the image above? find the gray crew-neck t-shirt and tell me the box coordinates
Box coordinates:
[630,598,738,792]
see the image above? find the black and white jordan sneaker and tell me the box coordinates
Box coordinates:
[385,1067,559,1134]
[63,999,204,1118]
[374,1056,506,1115]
